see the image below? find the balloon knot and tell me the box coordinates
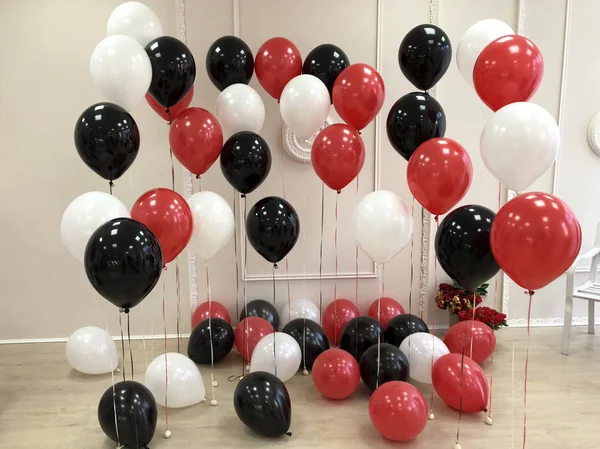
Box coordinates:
[286,432,292,437]
[196,174,201,179]
[483,407,488,413]
[120,308,130,314]
[274,263,279,269]
[357,130,362,135]
[241,193,246,198]
[163,265,168,271]
[336,190,341,194]
[109,181,114,188]
[434,215,439,224]
[524,290,535,296]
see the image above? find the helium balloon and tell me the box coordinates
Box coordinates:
[435,205,500,290]
[106,2,163,47]
[302,43,350,100]
[280,74,331,139]
[321,299,359,345]
[400,332,450,384]
[444,320,496,364]
[384,314,429,347]
[255,37,302,100]
[220,131,272,194]
[192,301,231,328]
[359,343,409,392]
[339,316,384,362]
[386,92,446,161]
[187,318,234,364]
[215,84,265,139]
[66,326,118,375]
[250,332,302,383]
[282,318,330,370]
[145,86,194,121]
[235,316,274,362]
[279,298,320,328]
[187,191,234,260]
[206,35,254,91]
[74,102,140,182]
[234,371,291,437]
[367,297,405,329]
[312,348,360,399]
[239,299,281,330]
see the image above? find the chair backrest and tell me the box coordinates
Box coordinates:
[590,222,600,283]
[594,222,600,249]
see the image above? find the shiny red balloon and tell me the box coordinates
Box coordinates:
[432,353,488,413]
[321,299,360,346]
[474,35,544,112]
[443,320,496,364]
[491,192,581,291]
[332,63,385,130]
[367,297,405,329]
[131,188,193,264]
[312,348,360,399]
[191,301,231,328]
[145,86,194,121]
[169,107,223,177]
[255,37,302,100]
[407,138,473,216]
[369,381,428,441]
[234,317,274,362]
[311,124,365,192]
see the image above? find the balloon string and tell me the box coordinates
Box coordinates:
[141,301,147,368]
[127,312,134,381]
[375,264,384,388]
[522,291,534,449]
[118,311,126,382]
[470,290,477,358]
[176,259,182,353]
[489,180,501,422]
[318,182,325,323]
[272,263,278,378]
[162,275,169,431]
[206,261,217,403]
[233,190,240,333]
[109,181,114,196]
[334,193,339,345]
[107,325,121,447]
[511,340,516,449]
[302,189,308,373]
[455,292,472,446]
[429,217,440,416]
[355,175,360,310]
[285,258,291,324]
[408,196,416,317]
[242,195,249,373]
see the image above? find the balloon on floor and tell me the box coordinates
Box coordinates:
[321,299,359,346]
[66,326,118,375]
[312,348,360,400]
[239,299,281,331]
[145,353,205,408]
[399,332,449,384]
[235,317,274,363]
[444,320,496,364]
[339,316,384,362]
[187,318,235,364]
[282,318,329,371]
[192,301,231,328]
[279,298,320,328]
[359,343,409,392]
[367,297,405,329]
[250,332,302,383]
[384,314,429,347]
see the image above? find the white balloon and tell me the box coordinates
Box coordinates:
[66,326,118,375]
[90,35,152,111]
[457,19,514,86]
[280,74,330,139]
[399,332,449,384]
[144,353,205,408]
[250,332,302,382]
[480,102,560,192]
[215,84,265,139]
[352,190,413,264]
[106,1,163,47]
[187,191,234,260]
[279,299,320,327]
[61,192,129,263]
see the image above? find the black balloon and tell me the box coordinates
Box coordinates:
[359,343,410,392]
[74,102,140,181]
[188,317,234,364]
[206,35,254,91]
[233,371,292,437]
[282,319,330,370]
[384,313,429,347]
[386,92,446,161]
[98,380,157,449]
[302,43,350,100]
[399,24,452,91]
[84,218,163,311]
[239,299,281,331]
[246,197,300,265]
[435,204,500,290]
[339,316,384,362]
[220,131,271,195]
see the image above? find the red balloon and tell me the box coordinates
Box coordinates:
[131,188,193,264]
[234,317,274,362]
[369,381,428,441]
[491,192,581,291]
[367,297,405,329]
[169,107,223,177]
[332,63,385,130]
[255,37,302,100]
[432,353,488,413]
[321,299,359,346]
[311,124,365,192]
[312,348,360,399]
[443,320,496,364]
[191,301,231,328]
[407,138,473,216]
[146,86,194,121]
[474,35,544,112]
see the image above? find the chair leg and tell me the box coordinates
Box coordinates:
[589,301,595,335]
[562,291,574,355]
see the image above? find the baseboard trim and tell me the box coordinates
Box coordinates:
[0,333,190,345]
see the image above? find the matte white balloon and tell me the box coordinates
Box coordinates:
[250,332,302,382]
[280,74,330,139]
[144,353,205,408]
[352,190,413,264]
[215,84,265,139]
[279,299,320,327]
[480,102,560,192]
[187,191,234,260]
[61,192,129,263]
[90,35,152,111]
[106,1,163,47]
[399,332,449,384]
[457,19,514,86]
[66,326,118,375]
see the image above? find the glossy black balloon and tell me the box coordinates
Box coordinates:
[384,314,429,347]
[399,24,452,91]
[206,35,254,91]
[302,43,350,100]
[98,380,157,448]
[84,218,163,311]
[233,371,292,437]
[145,36,196,108]
[282,319,330,370]
[220,131,272,194]
[246,196,300,265]
[339,316,384,362]
[386,92,446,161]
[188,317,234,364]
[359,343,410,392]
[74,102,140,181]
[435,205,500,290]
[239,299,280,331]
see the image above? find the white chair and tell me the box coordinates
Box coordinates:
[562,222,600,355]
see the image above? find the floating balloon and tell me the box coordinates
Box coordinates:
[321,299,359,346]
[280,74,331,139]
[312,348,360,399]
[239,299,281,330]
[187,191,234,261]
[106,2,163,47]
[215,84,265,139]
[235,316,274,362]
[220,131,272,194]
[66,326,118,375]
[359,343,409,392]
[282,318,330,370]
[280,298,320,327]
[367,297,405,329]
[255,37,302,100]
[400,332,450,384]
[145,86,194,121]
[444,320,496,364]
[187,318,234,364]
[339,316,384,362]
[192,301,231,328]
[250,332,302,383]
[302,44,350,100]
[206,35,254,91]
[384,314,429,347]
